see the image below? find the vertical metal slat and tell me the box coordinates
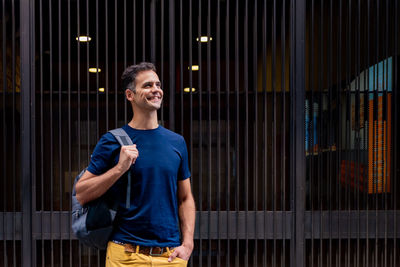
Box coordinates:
[224,1,231,266]
[356,1,361,266]
[12,0,16,265]
[94,0,100,262]
[85,0,91,265]
[179,0,183,135]
[21,0,34,262]
[319,1,324,266]
[252,0,258,266]
[234,0,240,266]
[72,0,80,265]
[262,1,268,266]
[63,0,70,264]
[123,0,127,123]
[2,1,7,265]
[244,1,249,266]
[365,0,370,265]
[383,2,390,267]
[115,0,118,128]
[52,0,61,265]
[309,1,315,264]
[393,3,398,267]
[105,0,109,132]
[38,0,45,264]
[347,2,353,266]
[197,0,203,265]
[337,1,343,266]
[374,2,380,266]
[188,1,194,266]
[142,0,146,61]
[281,1,286,266]
[206,0,212,266]
[293,0,306,267]
[328,1,333,266]
[169,0,175,130]
[272,0,277,266]
[95,0,99,142]
[133,0,137,65]
[216,1,222,266]
[150,0,156,63]
[160,0,164,124]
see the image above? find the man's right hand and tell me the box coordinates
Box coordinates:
[76,145,139,205]
[117,145,139,173]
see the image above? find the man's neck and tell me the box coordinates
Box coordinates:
[129,111,159,130]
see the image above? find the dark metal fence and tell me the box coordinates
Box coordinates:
[305,1,400,266]
[0,0,399,266]
[1,0,22,266]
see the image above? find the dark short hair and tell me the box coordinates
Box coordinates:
[121,62,157,92]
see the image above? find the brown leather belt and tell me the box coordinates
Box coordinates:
[123,243,172,256]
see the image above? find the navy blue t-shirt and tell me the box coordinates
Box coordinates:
[87,125,191,247]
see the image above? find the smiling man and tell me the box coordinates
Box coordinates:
[75,62,195,266]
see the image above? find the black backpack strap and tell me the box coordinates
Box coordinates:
[109,128,133,209]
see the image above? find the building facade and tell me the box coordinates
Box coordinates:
[0,0,399,266]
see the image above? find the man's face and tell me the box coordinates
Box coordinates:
[130,70,163,110]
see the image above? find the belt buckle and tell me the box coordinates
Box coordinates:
[149,247,163,256]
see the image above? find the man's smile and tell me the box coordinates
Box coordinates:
[146,95,162,102]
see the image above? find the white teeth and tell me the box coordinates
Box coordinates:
[147,96,160,101]
[146,95,161,102]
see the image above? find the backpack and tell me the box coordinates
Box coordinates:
[71,128,133,250]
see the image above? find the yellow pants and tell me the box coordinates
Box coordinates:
[106,241,188,267]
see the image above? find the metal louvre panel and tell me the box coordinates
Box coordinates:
[1,0,22,266]
[1,0,398,266]
[29,0,293,265]
[305,0,399,266]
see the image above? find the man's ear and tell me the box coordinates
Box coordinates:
[125,89,135,101]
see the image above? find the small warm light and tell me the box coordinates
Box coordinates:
[99,87,105,92]
[188,65,199,71]
[184,87,196,93]
[89,68,101,73]
[196,36,212,42]
[76,36,92,42]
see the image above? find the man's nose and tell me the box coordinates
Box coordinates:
[151,86,162,92]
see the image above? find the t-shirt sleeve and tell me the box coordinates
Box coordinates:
[178,137,191,180]
[87,133,119,175]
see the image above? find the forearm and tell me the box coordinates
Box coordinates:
[75,165,124,205]
[178,194,196,249]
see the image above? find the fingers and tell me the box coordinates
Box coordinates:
[168,246,191,262]
[118,145,139,172]
[120,144,137,152]
[121,145,139,160]
[168,250,178,262]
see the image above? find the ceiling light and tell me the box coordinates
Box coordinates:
[76,36,92,42]
[188,65,199,71]
[184,87,196,93]
[196,36,212,42]
[99,88,105,92]
[89,68,101,73]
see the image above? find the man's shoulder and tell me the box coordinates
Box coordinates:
[99,131,120,144]
[158,126,185,142]
[87,130,121,175]
[92,131,121,152]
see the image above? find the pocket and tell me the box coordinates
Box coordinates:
[173,257,188,266]
[166,248,188,265]
[106,242,136,263]
[174,257,188,263]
